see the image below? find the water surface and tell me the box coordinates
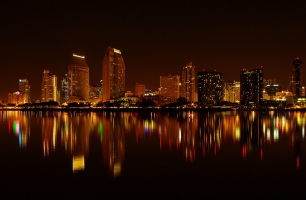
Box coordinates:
[0,110,305,199]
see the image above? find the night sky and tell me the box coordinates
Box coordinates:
[1,0,306,101]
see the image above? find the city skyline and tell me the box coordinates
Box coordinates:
[1,1,306,100]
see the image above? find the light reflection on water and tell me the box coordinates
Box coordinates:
[0,110,305,198]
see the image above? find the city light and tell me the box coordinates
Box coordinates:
[73,54,85,58]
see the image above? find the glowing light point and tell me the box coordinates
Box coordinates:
[73,54,85,59]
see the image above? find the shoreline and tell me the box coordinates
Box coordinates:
[0,107,305,112]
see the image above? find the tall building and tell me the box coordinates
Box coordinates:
[240,68,263,106]
[19,79,30,103]
[135,83,146,97]
[293,58,302,97]
[61,74,69,103]
[8,91,27,105]
[102,46,125,102]
[181,62,196,102]
[263,79,281,96]
[89,84,101,103]
[41,70,57,102]
[224,81,240,103]
[160,75,180,103]
[197,70,223,105]
[68,54,89,102]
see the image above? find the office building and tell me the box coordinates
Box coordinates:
[224,81,240,103]
[61,74,69,103]
[102,46,125,102]
[135,83,146,97]
[41,70,57,102]
[68,54,89,102]
[8,91,27,105]
[197,70,224,105]
[181,62,196,102]
[293,58,302,97]
[263,79,281,96]
[19,79,30,103]
[240,68,263,106]
[160,75,180,103]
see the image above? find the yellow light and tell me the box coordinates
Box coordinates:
[114,49,121,54]
[73,54,85,59]
[73,155,85,172]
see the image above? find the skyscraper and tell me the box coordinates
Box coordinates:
[41,69,57,102]
[293,58,302,97]
[102,46,125,102]
[181,62,196,102]
[160,75,180,103]
[240,67,263,106]
[61,74,69,103]
[197,70,223,105]
[19,79,30,103]
[68,54,89,102]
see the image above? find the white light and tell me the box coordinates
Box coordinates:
[114,49,121,54]
[73,54,85,59]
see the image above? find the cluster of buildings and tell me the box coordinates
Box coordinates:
[5,46,305,108]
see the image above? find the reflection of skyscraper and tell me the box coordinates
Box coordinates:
[68,54,89,102]
[182,62,196,102]
[19,79,30,103]
[41,69,57,102]
[293,58,302,97]
[102,115,125,177]
[240,68,263,106]
[197,70,223,105]
[102,47,125,102]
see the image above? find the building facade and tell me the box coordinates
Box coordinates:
[181,62,196,102]
[240,68,263,106]
[197,71,224,105]
[135,83,146,97]
[61,74,69,103]
[41,69,57,102]
[293,58,302,97]
[263,79,281,96]
[68,54,89,102]
[102,47,125,102]
[19,79,30,103]
[8,91,27,105]
[160,75,180,103]
[224,81,240,103]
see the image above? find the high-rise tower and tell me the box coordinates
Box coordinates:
[293,58,302,97]
[19,79,30,103]
[240,67,263,106]
[181,62,195,102]
[41,69,57,102]
[197,70,223,105]
[68,54,89,102]
[102,47,125,102]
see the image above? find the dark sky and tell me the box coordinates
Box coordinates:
[1,0,306,101]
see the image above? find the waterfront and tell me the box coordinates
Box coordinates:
[0,110,305,199]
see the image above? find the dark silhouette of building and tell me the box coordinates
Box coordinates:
[263,79,281,96]
[197,70,223,105]
[293,58,302,97]
[240,67,263,106]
